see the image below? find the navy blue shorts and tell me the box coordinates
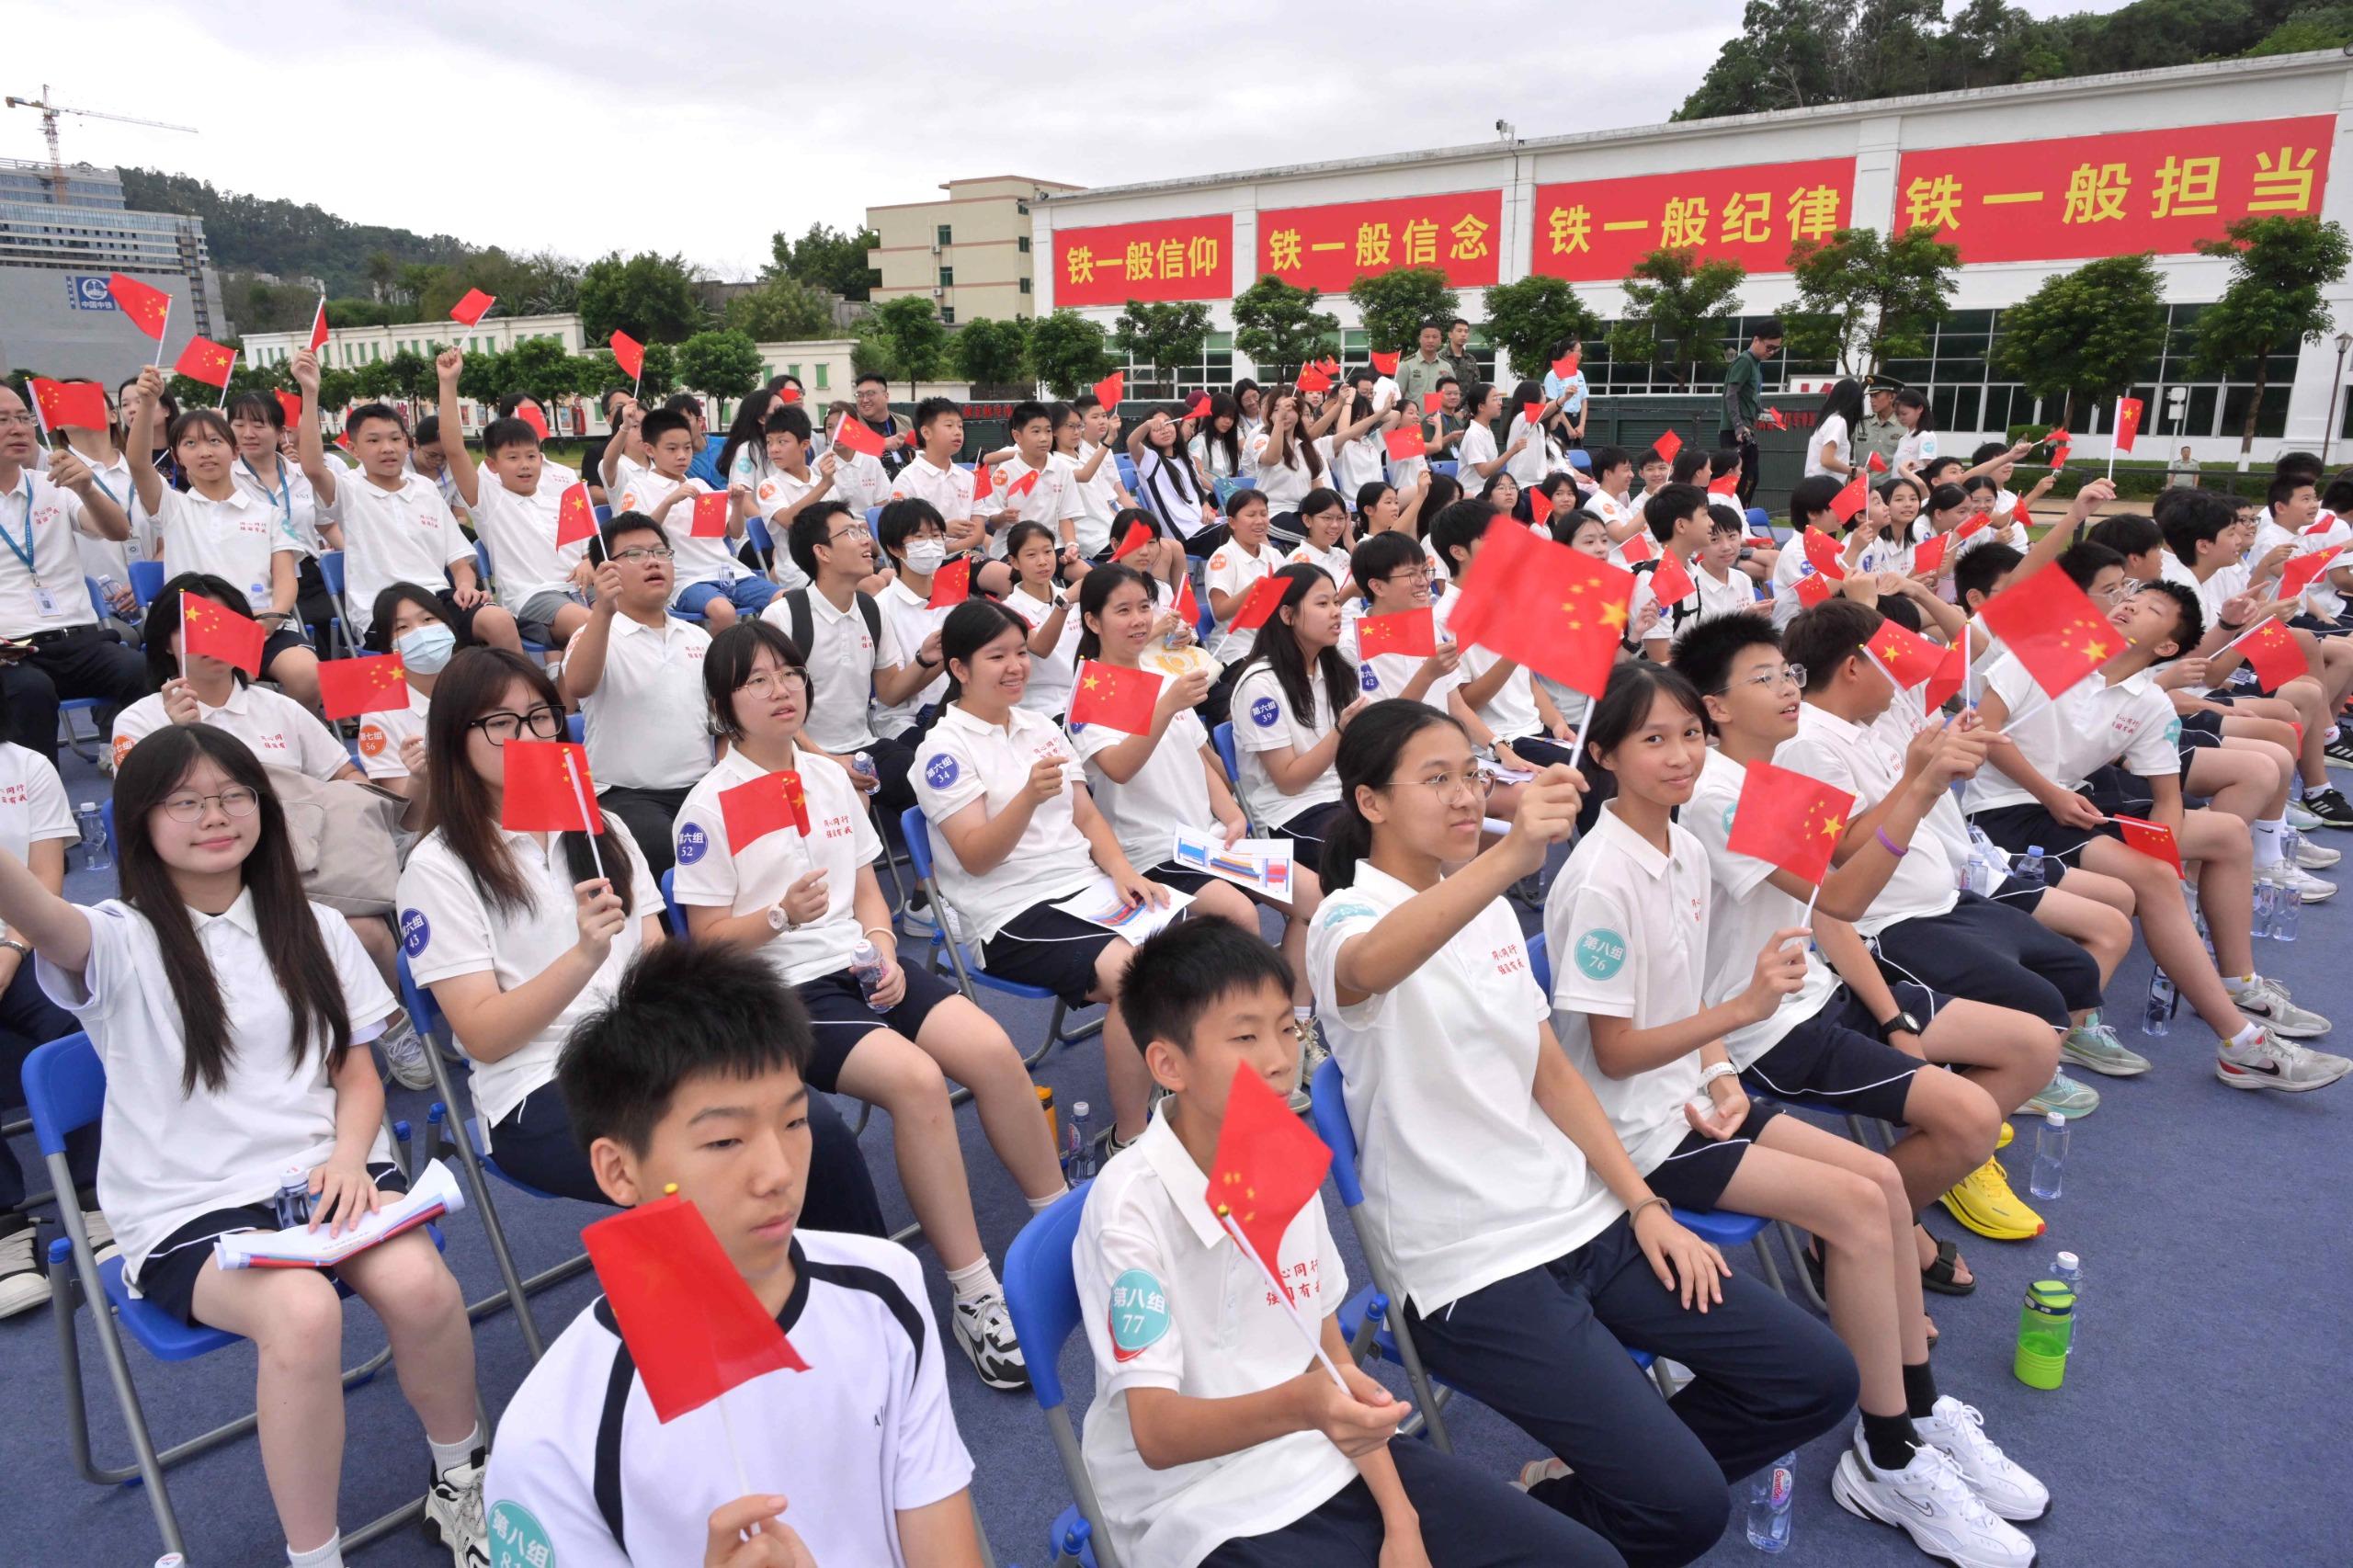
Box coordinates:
[980,901,1131,1007]
[1137,862,1219,897]
[1968,797,2123,864]
[1738,988,1937,1124]
[134,1161,408,1327]
[795,961,961,1092]
[1870,890,2100,1027]
[1641,1102,1784,1212]
[1269,801,1344,881]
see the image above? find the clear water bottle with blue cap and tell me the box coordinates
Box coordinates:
[2029,1111,2068,1200]
[2143,968,2173,1037]
[2012,843,2048,891]
[848,938,889,1012]
[2052,1250,2083,1358]
[271,1165,313,1230]
[1066,1100,1095,1179]
[850,750,877,789]
[74,801,109,871]
[1745,1450,1794,1551]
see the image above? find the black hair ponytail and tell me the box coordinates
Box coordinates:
[1321,699,1466,890]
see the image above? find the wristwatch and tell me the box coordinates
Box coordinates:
[767,904,796,935]
[1875,1010,1923,1040]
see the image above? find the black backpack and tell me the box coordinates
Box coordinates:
[778,586,882,660]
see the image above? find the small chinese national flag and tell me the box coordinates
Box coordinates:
[1068,660,1163,733]
[1725,757,1856,887]
[1829,475,1869,524]
[2048,433,2071,472]
[1757,408,1788,431]
[2279,547,2341,601]
[582,1194,809,1424]
[1707,472,1741,496]
[1867,451,1889,473]
[2009,494,2033,528]
[1910,532,1949,575]
[307,295,330,353]
[1174,574,1200,629]
[719,770,810,849]
[1357,607,1436,659]
[1093,370,1124,411]
[517,403,551,441]
[1864,618,1945,688]
[2113,396,2143,453]
[174,335,236,389]
[1110,518,1155,562]
[1204,1062,1332,1308]
[1647,551,1697,608]
[449,289,496,327]
[926,555,971,608]
[1552,349,1580,378]
[1955,513,1990,541]
[1381,425,1425,463]
[1421,392,1444,418]
[275,390,305,429]
[1650,430,1683,466]
[1182,392,1214,421]
[1230,574,1290,632]
[830,415,886,459]
[971,460,995,506]
[1619,529,1654,564]
[1523,402,1547,429]
[316,654,409,721]
[689,490,732,538]
[1978,567,2119,698]
[1446,523,1633,699]
[1925,637,1969,710]
[1802,527,1849,580]
[1529,486,1554,528]
[28,378,108,434]
[1294,365,1333,394]
[2110,813,2182,875]
[180,593,265,676]
[500,741,603,834]
[1007,469,1040,500]
[1793,571,1836,609]
[609,330,645,381]
[2232,616,2307,691]
[1368,349,1400,375]
[106,273,172,339]
[556,483,598,547]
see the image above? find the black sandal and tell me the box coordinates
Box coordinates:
[1921,1236,1976,1297]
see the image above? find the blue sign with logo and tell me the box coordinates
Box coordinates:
[1251,696,1281,728]
[925,754,961,790]
[68,275,118,312]
[676,822,709,865]
[399,908,431,957]
[1359,665,1380,692]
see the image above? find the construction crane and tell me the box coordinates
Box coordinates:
[4,83,195,203]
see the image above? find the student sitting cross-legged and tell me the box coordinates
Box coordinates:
[0,725,487,1568]
[1078,917,1616,1568]
[482,940,986,1568]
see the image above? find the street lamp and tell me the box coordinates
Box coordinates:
[2325,331,2353,467]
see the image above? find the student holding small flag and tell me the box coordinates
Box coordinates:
[614,406,771,631]
[226,389,342,642]
[433,350,597,649]
[671,620,1062,1389]
[1130,407,1224,549]
[1245,390,1334,550]
[354,583,464,827]
[483,940,983,1568]
[1338,531,1463,709]
[43,380,145,610]
[999,521,1087,721]
[1230,567,1369,881]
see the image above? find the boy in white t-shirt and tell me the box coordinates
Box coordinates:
[432,350,596,648]
[618,407,775,631]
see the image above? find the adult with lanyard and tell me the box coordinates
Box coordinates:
[1718,317,1782,508]
[850,372,915,479]
[0,380,149,765]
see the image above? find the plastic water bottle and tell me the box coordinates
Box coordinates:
[98,573,138,624]
[2012,843,2048,891]
[2029,1110,2068,1199]
[848,938,889,1012]
[2052,1250,2083,1358]
[1966,824,2004,896]
[271,1165,313,1230]
[74,801,109,871]
[2251,865,2277,940]
[2142,970,2174,1037]
[850,750,878,789]
[2270,863,2302,944]
[1065,1099,1096,1180]
[1744,1451,1795,1551]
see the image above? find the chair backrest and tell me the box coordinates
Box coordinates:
[1001,1181,1095,1412]
[659,867,686,937]
[128,558,166,608]
[396,949,441,1040]
[473,538,495,587]
[101,799,114,859]
[898,805,937,883]
[84,576,106,622]
[1307,1056,1365,1208]
[864,506,883,529]
[566,711,585,744]
[19,1032,102,1157]
[745,515,775,560]
[317,550,346,598]
[593,504,613,528]
[1211,722,1239,785]
[1527,930,1551,996]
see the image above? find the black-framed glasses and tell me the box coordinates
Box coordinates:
[734,670,809,698]
[469,705,565,745]
[160,786,261,822]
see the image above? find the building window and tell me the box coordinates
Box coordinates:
[814,364,829,390]
[1017,235,1030,254]
[941,307,957,324]
[937,223,953,245]
[1018,277,1031,294]
[938,266,953,287]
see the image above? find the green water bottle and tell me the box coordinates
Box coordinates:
[2013,1278,2075,1389]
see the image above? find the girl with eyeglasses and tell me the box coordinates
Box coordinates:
[672,621,1063,1391]
[0,724,490,1566]
[226,388,341,642]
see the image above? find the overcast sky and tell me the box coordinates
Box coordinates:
[2,0,2125,280]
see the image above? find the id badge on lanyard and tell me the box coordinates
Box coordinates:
[4,480,63,618]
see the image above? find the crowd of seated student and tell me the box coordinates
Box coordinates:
[14,339,2353,1568]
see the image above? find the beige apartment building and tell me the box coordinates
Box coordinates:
[866,175,1081,324]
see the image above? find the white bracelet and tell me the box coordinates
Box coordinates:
[1699,1062,1740,1086]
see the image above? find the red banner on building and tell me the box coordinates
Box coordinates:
[1256,190,1505,292]
[1532,158,1857,282]
[1894,116,2334,265]
[1056,215,1233,307]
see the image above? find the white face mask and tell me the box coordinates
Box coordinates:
[395,622,457,675]
[904,540,949,574]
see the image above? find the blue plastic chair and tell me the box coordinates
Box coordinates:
[53,578,108,762]
[566,711,584,744]
[865,505,884,530]
[658,866,685,936]
[21,1032,439,1559]
[593,504,613,528]
[315,550,356,658]
[128,558,165,608]
[1002,1183,1118,1568]
[1211,721,1240,785]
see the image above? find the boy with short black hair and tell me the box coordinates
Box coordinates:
[891,397,986,561]
[1080,920,1609,1568]
[484,940,984,1568]
[870,498,955,744]
[1339,525,1460,709]
[1070,392,1142,561]
[749,403,834,592]
[1582,444,1642,556]
[619,406,773,631]
[434,348,596,648]
[1630,482,1716,655]
[981,400,1081,596]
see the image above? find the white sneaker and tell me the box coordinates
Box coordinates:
[2228,975,2332,1039]
[2217,1028,2353,1092]
[951,1290,1030,1391]
[0,1225,49,1318]
[2283,864,2336,903]
[80,1207,118,1266]
[423,1447,489,1567]
[2295,835,2341,869]
[1915,1396,2050,1521]
[1512,1457,1572,1493]
[378,1016,435,1090]
[1833,1442,2035,1568]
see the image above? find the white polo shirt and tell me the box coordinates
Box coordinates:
[567,613,714,791]
[990,452,1086,557]
[614,469,737,595]
[356,685,431,781]
[1069,706,1214,873]
[1777,703,1961,935]
[0,741,75,863]
[1078,1110,1356,1568]
[1454,420,1499,483]
[1458,638,1543,742]
[1072,441,1126,556]
[233,453,326,556]
[1005,584,1083,718]
[752,462,830,527]
[911,702,1097,943]
[319,470,472,640]
[1682,748,1844,1069]
[757,588,900,755]
[151,484,301,612]
[1284,539,1354,595]
[1230,664,1343,829]
[2258,514,2351,621]
[483,1231,972,1568]
[1332,426,1389,495]
[1632,554,1758,651]
[0,465,107,638]
[397,824,657,1130]
[1338,593,1461,710]
[1244,436,1332,513]
[871,577,949,739]
[830,449,890,518]
[38,892,395,1289]
[670,746,879,987]
[471,476,587,608]
[1308,862,1621,1315]
[1544,806,1714,1176]
[70,449,142,584]
[110,683,351,780]
[889,454,980,525]
[1204,537,1286,665]
[1961,656,2179,815]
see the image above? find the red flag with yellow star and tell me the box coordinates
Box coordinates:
[174,335,236,389]
[500,741,603,834]
[1647,550,1698,608]
[1357,607,1437,659]
[1864,617,1945,688]
[2229,616,2308,691]
[106,273,171,339]
[1977,566,2119,698]
[1801,527,1849,580]
[1204,1061,1331,1309]
[2112,396,2143,454]
[315,653,409,721]
[1445,521,1632,700]
[555,483,598,548]
[719,769,809,849]
[1067,659,1162,734]
[1725,758,1855,887]
[181,593,266,676]
[27,378,108,434]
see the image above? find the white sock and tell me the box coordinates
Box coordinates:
[428,1426,482,1478]
[1027,1187,1068,1216]
[2229,1023,2264,1048]
[2227,972,2260,994]
[946,1256,1000,1302]
[2254,818,2285,865]
[288,1534,344,1568]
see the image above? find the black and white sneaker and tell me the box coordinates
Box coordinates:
[952,1290,1030,1391]
[0,1223,47,1319]
[2299,786,2353,828]
[423,1447,489,1567]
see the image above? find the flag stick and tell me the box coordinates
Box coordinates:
[155,299,173,377]
[1859,644,1904,696]
[218,349,237,411]
[1564,713,1589,778]
[563,752,608,882]
[1215,1208,1352,1394]
[1800,879,1823,931]
[2106,396,2122,481]
[176,591,188,687]
[1961,631,1973,711]
[26,380,48,447]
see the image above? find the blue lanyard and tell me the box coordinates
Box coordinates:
[241,455,291,530]
[1,479,33,574]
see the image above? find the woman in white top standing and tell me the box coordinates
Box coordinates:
[1245,388,1334,550]
[1003,521,1087,722]
[1891,388,1940,477]
[1806,378,1865,480]
[673,621,1064,1390]
[0,724,489,1567]
[913,598,1167,1150]
[1227,565,1365,875]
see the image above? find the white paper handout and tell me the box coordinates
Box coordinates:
[1049,874,1194,940]
[213,1159,466,1272]
[1170,826,1297,900]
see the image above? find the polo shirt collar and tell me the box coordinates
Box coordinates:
[935,702,1010,743]
[1800,701,1865,746]
[1346,861,1413,908]
[612,609,672,642]
[1591,801,1670,878]
[1135,1108,1229,1250]
[188,887,259,937]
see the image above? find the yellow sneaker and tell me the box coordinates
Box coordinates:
[1938,1157,2045,1242]
[1995,1120,2014,1152]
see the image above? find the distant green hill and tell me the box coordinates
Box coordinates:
[118,166,474,297]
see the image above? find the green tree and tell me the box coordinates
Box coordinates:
[766,223,880,301]
[1608,248,1747,390]
[421,248,581,323]
[723,278,835,343]
[364,250,400,301]
[1026,311,1116,399]
[350,359,400,401]
[314,366,357,415]
[2189,214,2353,463]
[675,330,766,401]
[1110,301,1213,390]
[577,252,709,346]
[1781,224,1960,378]
[1993,252,2167,432]
[385,347,438,404]
[1346,267,1461,360]
[1232,275,1340,382]
[504,337,584,408]
[864,296,951,401]
[955,317,1032,388]
[455,347,507,403]
[1478,276,1602,384]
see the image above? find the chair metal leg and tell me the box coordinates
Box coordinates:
[423,1047,547,1360]
[1381,1306,1453,1453]
[1046,1406,1123,1568]
[1750,1234,1788,1298]
[1776,1219,1831,1312]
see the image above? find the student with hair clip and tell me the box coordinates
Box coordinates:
[225,388,339,642]
[1891,389,1938,476]
[1283,486,1356,591]
[1129,406,1222,547]
[1229,565,1367,879]
[430,352,597,649]
[913,597,1168,1153]
[1307,699,1855,1567]
[125,369,323,712]
[673,621,1063,1389]
[1547,665,2043,1566]
[1807,378,1865,479]
[1,724,489,1567]
[1246,389,1333,548]
[1003,519,1087,721]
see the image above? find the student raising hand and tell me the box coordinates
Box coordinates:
[704,1496,817,1568]
[1499,763,1587,869]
